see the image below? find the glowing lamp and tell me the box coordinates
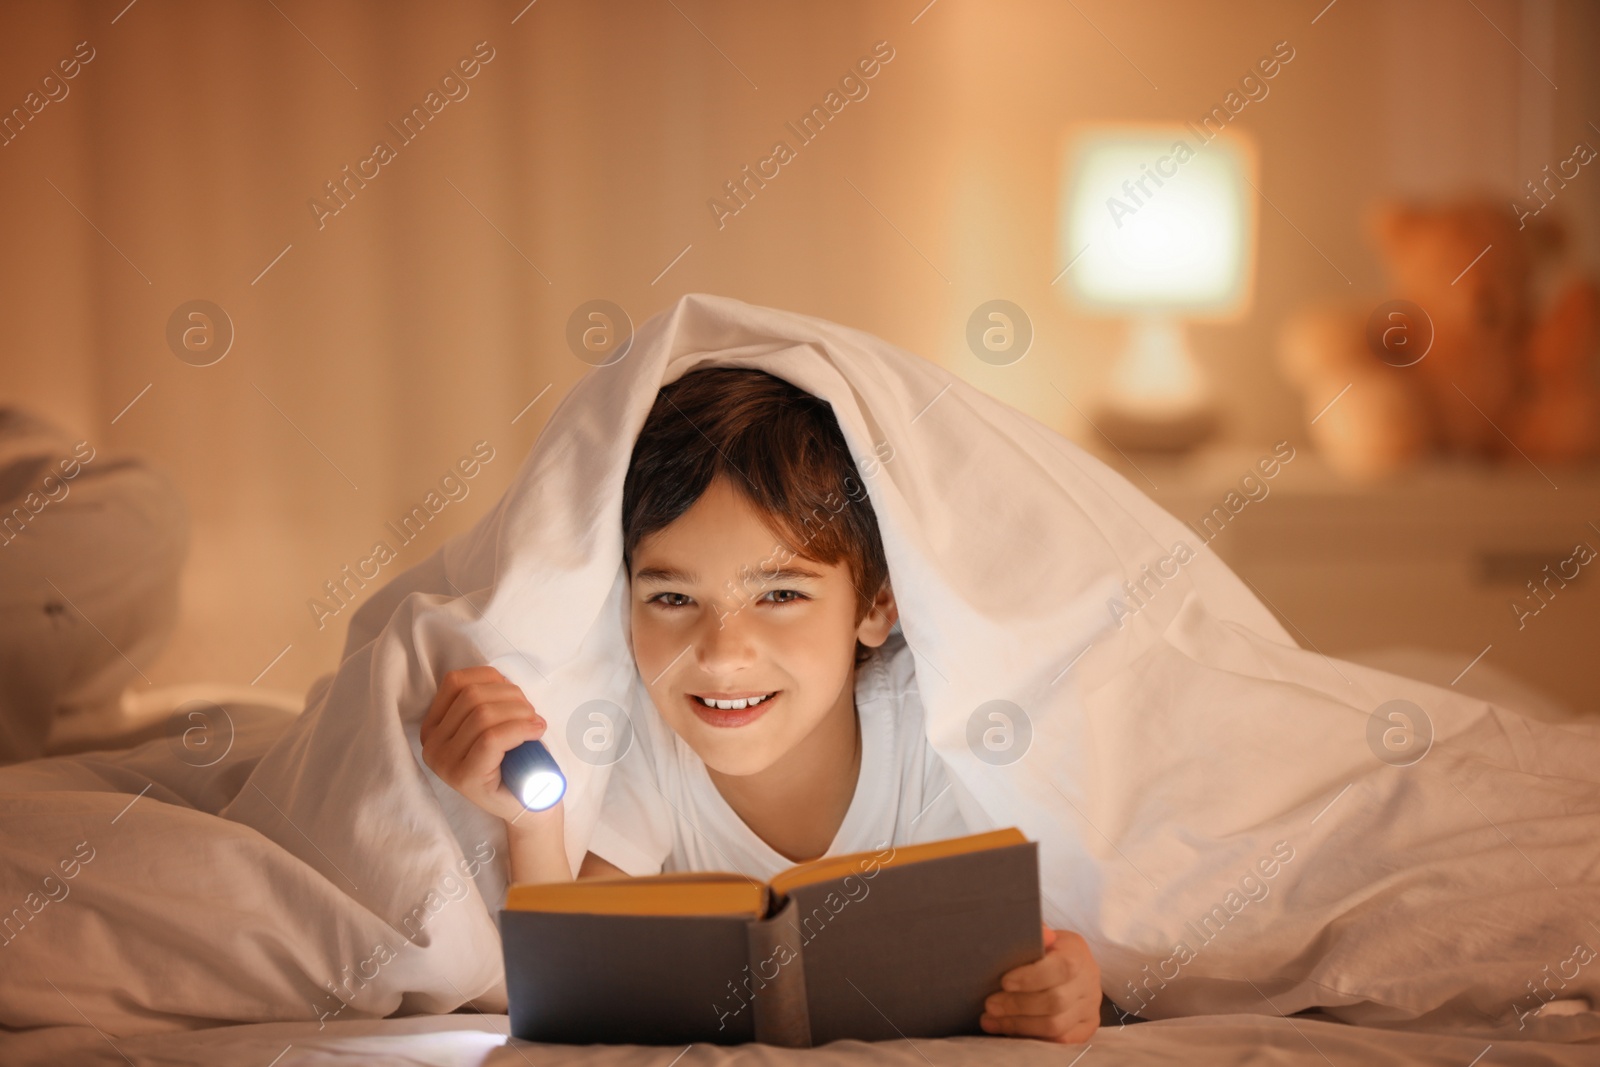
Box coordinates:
[1059,126,1257,451]
[501,740,566,811]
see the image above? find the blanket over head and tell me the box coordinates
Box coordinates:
[3,293,1598,1042]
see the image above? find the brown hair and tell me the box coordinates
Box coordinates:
[621,368,889,661]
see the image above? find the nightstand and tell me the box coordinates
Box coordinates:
[1087,442,1600,716]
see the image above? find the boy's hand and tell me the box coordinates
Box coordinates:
[420,666,549,825]
[980,925,1101,1043]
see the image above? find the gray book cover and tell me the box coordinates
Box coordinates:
[500,840,1042,1046]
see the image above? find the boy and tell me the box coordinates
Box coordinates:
[421,367,1101,1042]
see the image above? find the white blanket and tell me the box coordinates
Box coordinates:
[2,293,1597,1044]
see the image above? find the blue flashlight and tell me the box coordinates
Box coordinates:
[501,740,567,811]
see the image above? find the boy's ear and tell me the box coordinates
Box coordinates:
[856,579,899,648]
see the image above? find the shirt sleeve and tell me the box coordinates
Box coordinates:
[583,713,676,877]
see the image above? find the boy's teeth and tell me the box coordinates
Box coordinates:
[697,693,772,711]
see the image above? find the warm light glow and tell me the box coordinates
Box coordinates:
[518,769,566,811]
[1061,129,1255,314]
[1107,317,1211,414]
[502,739,567,811]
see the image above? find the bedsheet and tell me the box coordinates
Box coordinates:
[2,1011,1596,1067]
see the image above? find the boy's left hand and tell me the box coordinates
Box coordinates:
[980,925,1101,1043]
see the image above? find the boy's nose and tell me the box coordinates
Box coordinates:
[692,601,758,673]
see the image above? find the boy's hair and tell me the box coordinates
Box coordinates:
[621,368,889,662]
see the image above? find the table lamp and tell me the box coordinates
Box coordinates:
[1059,126,1257,452]
[502,740,566,811]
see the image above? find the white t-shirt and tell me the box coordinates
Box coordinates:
[587,631,973,882]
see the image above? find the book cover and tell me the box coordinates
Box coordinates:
[500,828,1042,1046]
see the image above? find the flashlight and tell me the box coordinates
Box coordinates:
[501,739,567,811]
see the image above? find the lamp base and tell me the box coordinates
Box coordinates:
[1090,316,1220,454]
[1089,402,1219,454]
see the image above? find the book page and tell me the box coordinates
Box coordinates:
[506,873,768,916]
[769,827,1027,898]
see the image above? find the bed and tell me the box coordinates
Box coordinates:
[5,305,1600,1064]
[7,1008,1599,1066]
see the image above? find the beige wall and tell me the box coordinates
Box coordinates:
[2,0,1596,699]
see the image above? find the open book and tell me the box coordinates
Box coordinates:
[499,827,1042,1046]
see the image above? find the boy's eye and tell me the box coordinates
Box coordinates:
[762,589,807,604]
[651,592,693,608]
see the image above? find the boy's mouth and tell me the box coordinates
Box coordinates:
[691,692,776,711]
[687,690,778,727]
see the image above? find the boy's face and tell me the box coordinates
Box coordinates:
[628,476,897,777]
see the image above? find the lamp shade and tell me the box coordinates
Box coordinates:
[1060,126,1256,317]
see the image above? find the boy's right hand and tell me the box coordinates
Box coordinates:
[420,666,550,825]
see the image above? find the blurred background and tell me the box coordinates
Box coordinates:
[2,0,1597,753]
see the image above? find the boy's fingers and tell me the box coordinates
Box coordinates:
[1000,949,1072,993]
[462,718,547,781]
[981,1010,1097,1043]
[437,700,544,769]
[422,666,505,741]
[986,983,1098,1019]
[1053,932,1099,982]
[433,681,529,751]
